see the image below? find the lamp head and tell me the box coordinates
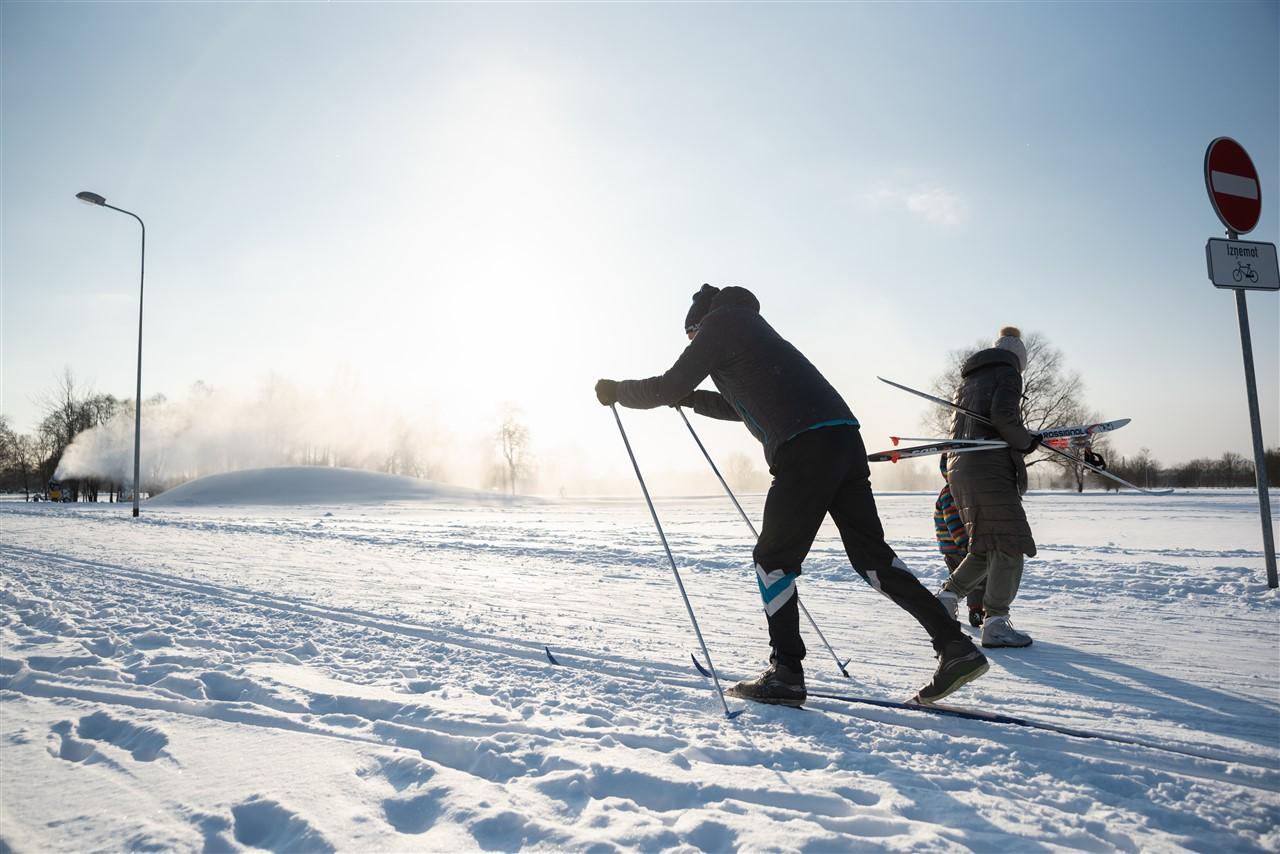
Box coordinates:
[76,191,107,206]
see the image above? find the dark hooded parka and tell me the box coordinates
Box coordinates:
[947,348,1037,558]
[614,287,856,463]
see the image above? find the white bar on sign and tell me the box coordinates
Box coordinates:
[1211,170,1259,200]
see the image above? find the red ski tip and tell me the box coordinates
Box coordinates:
[891,436,901,446]
[890,452,901,464]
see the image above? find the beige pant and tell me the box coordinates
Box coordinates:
[942,549,1024,618]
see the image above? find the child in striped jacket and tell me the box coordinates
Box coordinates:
[935,454,986,627]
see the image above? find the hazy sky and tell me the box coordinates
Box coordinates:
[3,1,1278,489]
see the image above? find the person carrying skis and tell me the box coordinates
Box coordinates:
[594,284,987,706]
[934,453,986,627]
[935,326,1039,648]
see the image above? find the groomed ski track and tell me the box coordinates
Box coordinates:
[2,490,1278,851]
[16,543,1243,767]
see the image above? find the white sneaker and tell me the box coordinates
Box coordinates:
[936,589,959,621]
[981,615,1033,648]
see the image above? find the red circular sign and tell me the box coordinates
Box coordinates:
[1204,137,1262,235]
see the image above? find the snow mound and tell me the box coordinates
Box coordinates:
[148,466,510,507]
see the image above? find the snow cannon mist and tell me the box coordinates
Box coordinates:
[51,379,460,496]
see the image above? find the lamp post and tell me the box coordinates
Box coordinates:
[76,191,145,518]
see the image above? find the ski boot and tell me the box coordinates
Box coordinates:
[967,587,986,628]
[913,639,989,705]
[726,661,806,707]
[981,615,1032,648]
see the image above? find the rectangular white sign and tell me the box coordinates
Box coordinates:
[1205,239,1280,290]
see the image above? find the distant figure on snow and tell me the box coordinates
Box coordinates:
[594,284,988,706]
[934,453,986,627]
[936,326,1040,648]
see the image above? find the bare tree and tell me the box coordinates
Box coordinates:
[382,419,446,481]
[724,451,767,492]
[0,415,13,470]
[39,368,88,449]
[32,370,130,501]
[0,416,23,498]
[1132,447,1159,489]
[13,435,47,501]
[496,408,532,495]
[37,369,93,499]
[1174,458,1207,488]
[1217,451,1247,487]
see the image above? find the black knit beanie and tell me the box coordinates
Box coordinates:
[684,284,720,333]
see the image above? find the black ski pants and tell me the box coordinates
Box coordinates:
[753,425,965,670]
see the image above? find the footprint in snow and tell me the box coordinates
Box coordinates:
[47,720,99,764]
[675,816,740,852]
[82,636,119,656]
[230,798,334,854]
[184,812,237,854]
[0,658,22,689]
[469,809,549,851]
[75,711,171,762]
[382,788,448,835]
[129,630,174,650]
[358,754,438,792]
[834,785,882,807]
[46,721,123,771]
[199,671,262,702]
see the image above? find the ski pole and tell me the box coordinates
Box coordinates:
[609,404,739,719]
[676,406,852,678]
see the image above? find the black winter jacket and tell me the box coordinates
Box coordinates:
[615,287,857,465]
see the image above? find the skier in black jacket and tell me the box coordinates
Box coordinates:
[595,284,988,706]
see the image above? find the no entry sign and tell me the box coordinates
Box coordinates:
[1201,135,1278,588]
[1204,137,1262,234]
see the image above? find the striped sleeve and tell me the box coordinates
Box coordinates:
[934,484,968,555]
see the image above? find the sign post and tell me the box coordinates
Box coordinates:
[1203,137,1277,589]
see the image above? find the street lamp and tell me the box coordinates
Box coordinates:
[76,190,146,518]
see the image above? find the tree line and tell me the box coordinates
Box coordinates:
[0,371,540,500]
[1092,447,1280,491]
[0,370,128,501]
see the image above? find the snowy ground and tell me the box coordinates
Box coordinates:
[2,469,1278,852]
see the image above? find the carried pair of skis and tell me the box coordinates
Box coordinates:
[870,377,1172,496]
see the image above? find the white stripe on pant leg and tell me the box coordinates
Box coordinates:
[755,564,797,616]
[865,557,910,599]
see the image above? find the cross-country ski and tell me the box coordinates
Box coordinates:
[869,439,1006,463]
